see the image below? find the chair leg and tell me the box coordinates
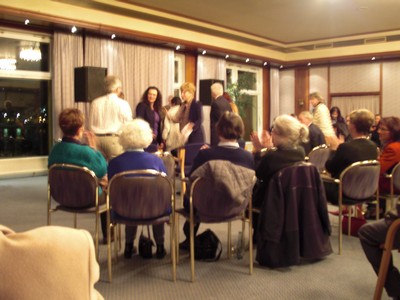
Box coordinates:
[95,214,100,262]
[175,214,180,263]
[190,216,195,282]
[227,222,232,259]
[106,211,112,283]
[170,216,176,282]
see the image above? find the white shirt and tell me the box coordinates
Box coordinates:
[89,93,133,134]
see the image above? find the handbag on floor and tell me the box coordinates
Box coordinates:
[139,226,154,259]
[194,229,222,261]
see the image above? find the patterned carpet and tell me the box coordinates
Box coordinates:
[0,176,395,300]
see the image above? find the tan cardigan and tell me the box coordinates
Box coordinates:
[0,225,104,300]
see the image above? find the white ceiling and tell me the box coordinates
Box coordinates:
[124,0,400,45]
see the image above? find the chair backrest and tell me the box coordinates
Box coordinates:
[177,142,205,177]
[307,144,330,173]
[190,160,256,222]
[108,169,173,221]
[157,152,176,181]
[390,162,400,192]
[340,160,380,201]
[48,163,98,208]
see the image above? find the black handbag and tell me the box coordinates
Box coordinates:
[194,229,222,261]
[139,226,154,259]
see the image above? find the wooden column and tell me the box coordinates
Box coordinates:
[185,53,197,84]
[294,67,309,115]
[262,67,270,129]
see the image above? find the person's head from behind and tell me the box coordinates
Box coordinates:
[309,92,324,108]
[119,119,153,150]
[171,96,182,106]
[298,111,313,126]
[378,116,400,145]
[216,112,244,141]
[210,82,223,100]
[104,76,122,95]
[141,86,162,111]
[180,82,196,102]
[348,109,374,137]
[59,108,84,138]
[271,114,309,150]
[375,114,381,125]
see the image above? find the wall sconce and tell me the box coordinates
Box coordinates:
[298,98,304,106]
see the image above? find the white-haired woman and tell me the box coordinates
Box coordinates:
[250,114,309,242]
[108,118,167,259]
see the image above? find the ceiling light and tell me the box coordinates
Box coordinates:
[71,26,77,33]
[225,54,229,59]
[371,57,376,61]
[280,65,283,69]
[245,58,250,63]
[111,34,116,39]
[19,43,42,62]
[202,50,207,55]
[263,62,268,66]
[307,62,311,66]
[24,19,30,25]
[176,45,181,50]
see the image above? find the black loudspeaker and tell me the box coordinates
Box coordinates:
[74,67,107,102]
[199,79,224,106]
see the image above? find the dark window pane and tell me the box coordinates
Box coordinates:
[0,79,49,157]
[238,71,256,90]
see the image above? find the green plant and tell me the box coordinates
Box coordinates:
[226,73,256,117]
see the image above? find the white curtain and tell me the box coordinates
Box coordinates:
[52,32,84,140]
[269,68,280,128]
[331,96,379,117]
[84,36,174,116]
[196,56,226,143]
[52,32,174,140]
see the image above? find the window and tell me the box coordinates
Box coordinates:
[174,53,185,97]
[226,63,262,139]
[0,30,51,158]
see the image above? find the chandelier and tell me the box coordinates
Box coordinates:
[0,58,17,70]
[19,43,42,62]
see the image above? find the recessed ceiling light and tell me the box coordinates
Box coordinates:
[71,26,77,33]
[280,65,283,69]
[176,45,181,50]
[371,57,376,61]
[24,19,30,25]
[245,58,250,63]
[307,62,311,66]
[263,62,268,66]
[225,54,229,59]
[111,34,116,39]
[202,50,207,55]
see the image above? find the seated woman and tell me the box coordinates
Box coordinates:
[330,106,350,142]
[251,114,309,241]
[179,112,254,250]
[48,108,109,243]
[108,118,167,259]
[324,109,378,205]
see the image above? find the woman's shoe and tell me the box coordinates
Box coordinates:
[156,244,166,259]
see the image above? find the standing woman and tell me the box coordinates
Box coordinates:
[170,82,204,144]
[136,86,164,149]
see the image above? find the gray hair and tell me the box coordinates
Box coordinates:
[104,76,122,94]
[309,92,325,104]
[210,82,223,97]
[119,119,153,150]
[272,114,309,149]
[298,110,313,122]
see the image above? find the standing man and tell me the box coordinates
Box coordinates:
[298,110,326,154]
[210,82,232,146]
[89,75,133,161]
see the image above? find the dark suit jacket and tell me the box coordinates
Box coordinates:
[210,96,232,146]
[135,102,163,144]
[325,138,378,179]
[187,100,205,144]
[301,123,326,154]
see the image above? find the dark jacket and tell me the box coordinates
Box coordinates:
[210,95,232,146]
[135,102,163,144]
[301,123,326,154]
[187,100,205,144]
[256,162,332,268]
